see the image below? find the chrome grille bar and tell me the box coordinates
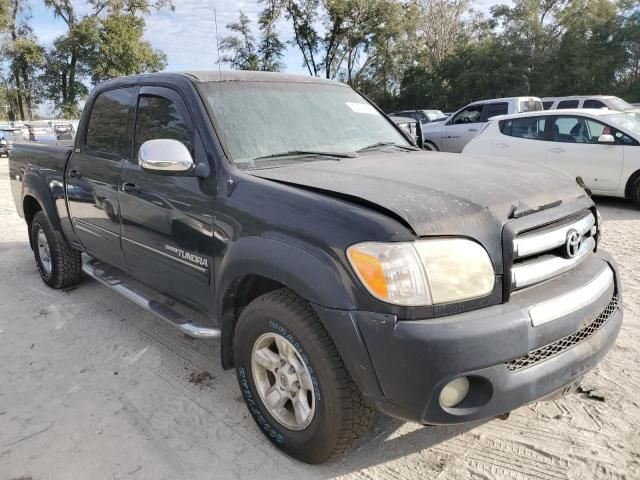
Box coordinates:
[513,212,595,260]
[512,236,595,289]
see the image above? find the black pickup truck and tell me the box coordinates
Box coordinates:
[9,71,622,464]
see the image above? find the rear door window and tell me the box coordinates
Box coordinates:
[557,100,580,109]
[85,88,134,157]
[483,102,509,120]
[500,117,547,140]
[584,99,607,109]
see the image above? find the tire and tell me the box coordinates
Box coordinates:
[630,177,640,209]
[233,289,373,464]
[30,211,82,289]
[423,141,438,151]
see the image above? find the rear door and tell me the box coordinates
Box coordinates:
[119,86,215,311]
[66,87,135,270]
[442,103,485,152]
[546,115,624,192]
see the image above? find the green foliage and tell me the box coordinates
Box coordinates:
[219,10,286,72]
[38,0,172,117]
[90,14,166,83]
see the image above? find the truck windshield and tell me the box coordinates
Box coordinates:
[202,81,409,169]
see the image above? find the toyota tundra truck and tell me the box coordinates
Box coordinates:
[8,71,622,464]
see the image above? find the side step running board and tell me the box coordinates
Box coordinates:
[82,259,221,339]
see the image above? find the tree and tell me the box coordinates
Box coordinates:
[219,11,260,70]
[219,10,286,72]
[40,0,172,117]
[2,0,44,120]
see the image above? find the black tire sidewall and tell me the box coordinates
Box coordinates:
[234,299,341,463]
[31,214,55,285]
[632,179,640,208]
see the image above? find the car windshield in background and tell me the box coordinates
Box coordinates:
[603,113,640,136]
[608,98,634,111]
[519,99,544,112]
[203,82,409,169]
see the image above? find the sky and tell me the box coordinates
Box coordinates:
[27,0,499,76]
[28,0,309,75]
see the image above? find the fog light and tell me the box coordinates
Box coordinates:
[439,377,470,408]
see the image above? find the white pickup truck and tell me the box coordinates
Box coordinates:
[422,96,543,152]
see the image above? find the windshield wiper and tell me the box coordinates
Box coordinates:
[357,142,420,152]
[252,150,358,161]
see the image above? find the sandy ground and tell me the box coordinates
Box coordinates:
[0,157,638,480]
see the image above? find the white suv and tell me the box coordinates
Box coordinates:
[462,109,640,207]
[541,96,640,117]
[422,97,543,152]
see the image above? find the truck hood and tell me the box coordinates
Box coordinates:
[249,152,588,268]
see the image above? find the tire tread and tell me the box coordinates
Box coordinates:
[241,288,373,461]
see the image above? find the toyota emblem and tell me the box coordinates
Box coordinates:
[565,229,582,258]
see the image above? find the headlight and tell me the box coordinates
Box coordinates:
[347,238,495,306]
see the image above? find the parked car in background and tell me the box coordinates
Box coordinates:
[0,127,26,155]
[541,96,640,118]
[422,97,543,152]
[388,109,447,125]
[463,109,640,207]
[389,115,423,148]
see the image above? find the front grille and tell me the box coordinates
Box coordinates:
[510,210,597,291]
[505,294,619,372]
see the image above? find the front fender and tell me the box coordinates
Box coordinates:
[216,236,356,319]
[216,235,385,399]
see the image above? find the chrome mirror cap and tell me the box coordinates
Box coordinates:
[138,139,194,173]
[597,134,615,144]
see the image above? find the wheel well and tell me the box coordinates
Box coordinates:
[221,275,287,369]
[23,196,42,249]
[423,140,439,151]
[625,170,640,198]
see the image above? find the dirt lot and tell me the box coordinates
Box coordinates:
[1,157,639,480]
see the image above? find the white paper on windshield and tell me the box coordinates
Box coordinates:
[346,102,378,115]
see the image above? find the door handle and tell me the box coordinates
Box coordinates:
[549,147,566,153]
[468,128,478,132]
[122,182,141,194]
[68,169,81,179]
[495,143,510,148]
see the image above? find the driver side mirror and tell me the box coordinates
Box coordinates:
[597,134,615,144]
[138,139,194,173]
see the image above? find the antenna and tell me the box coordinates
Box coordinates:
[214,7,221,77]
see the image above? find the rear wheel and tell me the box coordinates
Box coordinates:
[30,211,82,289]
[233,289,372,464]
[630,177,640,209]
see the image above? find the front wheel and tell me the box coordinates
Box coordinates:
[630,177,640,209]
[423,141,439,151]
[233,289,372,464]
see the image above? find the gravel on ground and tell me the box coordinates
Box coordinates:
[0,158,638,480]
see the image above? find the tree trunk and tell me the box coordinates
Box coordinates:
[9,0,26,120]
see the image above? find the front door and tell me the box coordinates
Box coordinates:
[442,103,485,152]
[119,86,216,312]
[66,87,135,270]
[547,115,624,192]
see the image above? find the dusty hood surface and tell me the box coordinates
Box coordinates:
[249,152,589,270]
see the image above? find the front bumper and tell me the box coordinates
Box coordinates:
[346,251,622,424]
